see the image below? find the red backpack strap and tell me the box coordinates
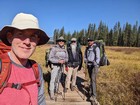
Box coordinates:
[0,53,11,93]
[0,41,11,55]
[29,60,40,86]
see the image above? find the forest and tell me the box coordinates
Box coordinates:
[52,21,140,47]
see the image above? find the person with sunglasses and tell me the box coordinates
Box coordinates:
[84,38,100,104]
[64,38,82,92]
[48,36,68,100]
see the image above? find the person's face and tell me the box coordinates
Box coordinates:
[88,40,94,46]
[7,29,40,60]
[58,40,65,47]
[71,41,76,45]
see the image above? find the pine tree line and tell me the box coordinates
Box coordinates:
[52,21,140,47]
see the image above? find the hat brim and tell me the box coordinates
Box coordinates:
[71,40,76,42]
[0,26,50,46]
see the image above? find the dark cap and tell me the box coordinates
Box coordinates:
[87,38,93,41]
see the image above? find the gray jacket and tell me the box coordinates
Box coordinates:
[49,45,68,64]
[84,44,100,66]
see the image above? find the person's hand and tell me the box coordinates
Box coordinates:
[45,63,48,68]
[78,66,82,71]
[84,60,87,64]
[58,60,65,64]
[96,64,99,68]
[65,66,68,72]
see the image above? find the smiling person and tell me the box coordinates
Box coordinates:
[0,13,49,105]
[48,36,68,100]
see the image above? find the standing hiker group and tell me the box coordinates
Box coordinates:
[0,13,109,105]
[45,36,109,105]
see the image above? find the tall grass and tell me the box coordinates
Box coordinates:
[97,47,140,105]
[31,45,140,105]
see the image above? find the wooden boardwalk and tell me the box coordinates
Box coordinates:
[45,69,92,105]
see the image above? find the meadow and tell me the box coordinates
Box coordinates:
[31,44,140,105]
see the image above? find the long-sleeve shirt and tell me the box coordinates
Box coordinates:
[49,45,68,64]
[84,44,100,65]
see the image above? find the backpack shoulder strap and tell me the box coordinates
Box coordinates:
[93,45,97,61]
[29,60,39,80]
[0,53,11,93]
[85,46,88,58]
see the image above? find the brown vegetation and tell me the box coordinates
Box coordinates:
[31,45,140,105]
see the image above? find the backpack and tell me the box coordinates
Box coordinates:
[0,53,40,94]
[45,47,52,68]
[85,40,110,66]
[0,41,11,55]
[45,45,68,68]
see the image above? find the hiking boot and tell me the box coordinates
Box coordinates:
[90,96,100,105]
[63,88,68,93]
[50,97,54,100]
[71,86,75,91]
[50,92,54,100]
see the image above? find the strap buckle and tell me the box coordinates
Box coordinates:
[11,83,22,90]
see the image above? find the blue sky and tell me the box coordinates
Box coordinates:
[0,0,140,37]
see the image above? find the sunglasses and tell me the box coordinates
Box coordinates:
[71,41,76,43]
[58,40,65,42]
[88,40,93,42]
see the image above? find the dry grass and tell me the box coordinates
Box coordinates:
[97,46,140,105]
[31,45,140,105]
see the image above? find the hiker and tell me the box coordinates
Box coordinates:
[84,38,100,104]
[64,38,82,92]
[0,13,49,105]
[48,36,68,100]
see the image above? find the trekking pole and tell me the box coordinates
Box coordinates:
[61,64,65,100]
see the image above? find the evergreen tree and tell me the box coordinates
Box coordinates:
[52,21,140,47]
[53,29,59,44]
[87,23,96,40]
[59,27,65,37]
[98,21,108,42]
[108,29,113,46]
[136,26,140,47]
[127,23,132,46]
[132,21,138,46]
[67,32,72,41]
[113,22,120,46]
[78,29,85,44]
[118,28,123,46]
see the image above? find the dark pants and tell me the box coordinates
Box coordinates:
[87,65,98,97]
